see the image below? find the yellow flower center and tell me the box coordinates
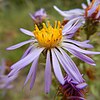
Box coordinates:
[33,21,62,48]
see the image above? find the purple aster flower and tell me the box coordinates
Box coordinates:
[54,0,100,20]
[7,19,100,93]
[58,75,87,100]
[29,8,47,24]
[0,59,18,90]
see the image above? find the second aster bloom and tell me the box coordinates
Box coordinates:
[29,8,47,24]
[54,0,100,21]
[7,19,100,93]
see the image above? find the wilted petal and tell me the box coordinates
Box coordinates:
[45,50,52,93]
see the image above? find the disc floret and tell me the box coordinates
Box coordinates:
[33,21,62,48]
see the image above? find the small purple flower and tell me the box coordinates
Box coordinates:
[54,0,100,20]
[0,59,18,90]
[29,8,47,24]
[7,19,100,93]
[58,75,87,100]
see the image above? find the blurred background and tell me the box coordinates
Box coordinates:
[0,0,100,100]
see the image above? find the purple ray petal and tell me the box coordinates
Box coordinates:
[62,17,82,34]
[71,80,79,84]
[29,13,36,20]
[63,20,78,34]
[65,22,84,38]
[63,19,84,38]
[87,0,91,5]
[81,3,87,9]
[8,48,44,76]
[24,56,39,87]
[30,57,39,90]
[51,49,64,85]
[76,82,87,89]
[54,6,84,20]
[11,47,44,69]
[83,40,90,43]
[65,76,71,82]
[7,69,15,77]
[65,48,96,66]
[6,40,34,50]
[67,21,83,33]
[66,9,84,15]
[5,74,18,88]
[63,39,93,48]
[88,1,98,16]
[21,46,34,59]
[58,47,83,80]
[54,48,82,83]
[63,19,79,32]
[20,28,34,37]
[45,50,52,93]
[53,6,70,18]
[8,73,18,82]
[62,43,100,54]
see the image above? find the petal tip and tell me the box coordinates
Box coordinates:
[6,47,10,50]
[20,28,24,32]
[76,82,87,89]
